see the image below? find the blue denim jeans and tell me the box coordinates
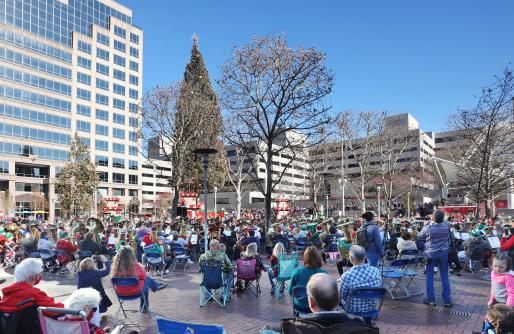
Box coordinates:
[141,276,159,309]
[267,267,276,289]
[366,250,380,267]
[425,250,452,304]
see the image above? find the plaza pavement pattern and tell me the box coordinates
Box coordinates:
[0,260,489,334]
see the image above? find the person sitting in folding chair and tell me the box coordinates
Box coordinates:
[111,246,167,312]
[60,287,113,334]
[267,242,285,294]
[235,242,264,293]
[142,234,172,275]
[199,239,234,300]
[339,245,382,324]
[56,231,78,275]
[458,230,488,266]
[289,246,327,313]
[266,273,377,334]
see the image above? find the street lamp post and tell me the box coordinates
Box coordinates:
[407,191,411,218]
[377,186,381,220]
[321,173,330,219]
[193,148,218,254]
[214,186,218,218]
[338,178,346,217]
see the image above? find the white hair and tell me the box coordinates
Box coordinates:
[64,288,101,311]
[14,258,43,282]
[272,242,285,257]
[349,245,366,262]
[244,242,258,257]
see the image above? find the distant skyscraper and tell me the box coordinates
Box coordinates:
[0,0,143,220]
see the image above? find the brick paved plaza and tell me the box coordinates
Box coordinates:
[0,259,489,334]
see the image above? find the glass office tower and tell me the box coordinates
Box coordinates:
[0,0,143,220]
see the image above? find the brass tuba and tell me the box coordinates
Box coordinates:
[85,217,105,243]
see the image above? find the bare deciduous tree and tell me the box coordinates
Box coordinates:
[223,146,251,219]
[140,81,211,221]
[449,68,514,217]
[338,111,386,212]
[217,35,334,229]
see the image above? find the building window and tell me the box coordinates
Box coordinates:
[0,46,72,79]
[98,172,108,182]
[0,103,71,128]
[142,182,153,187]
[129,89,138,100]
[0,160,8,173]
[129,103,138,113]
[129,189,138,197]
[95,124,108,136]
[113,128,125,139]
[129,175,138,185]
[113,69,125,81]
[76,120,90,132]
[95,155,108,166]
[97,33,110,46]
[113,143,125,154]
[96,78,109,91]
[113,99,125,110]
[76,88,91,101]
[77,72,91,85]
[96,48,109,61]
[114,26,127,38]
[129,117,139,127]
[96,93,109,106]
[113,84,125,96]
[129,160,138,170]
[129,75,138,86]
[95,140,108,151]
[142,191,154,195]
[112,188,125,196]
[78,137,90,147]
[129,146,138,156]
[96,109,109,121]
[130,33,139,44]
[129,131,138,142]
[113,113,125,124]
[96,63,109,76]
[112,173,125,183]
[114,54,126,67]
[77,56,91,70]
[129,61,138,72]
[77,104,91,116]
[130,47,139,58]
[112,157,125,168]
[114,40,126,53]
[77,41,91,54]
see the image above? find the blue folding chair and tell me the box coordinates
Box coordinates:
[77,250,93,260]
[172,244,190,271]
[111,276,150,326]
[156,316,226,334]
[143,252,165,277]
[292,286,311,317]
[381,259,410,299]
[345,287,387,326]
[200,259,228,308]
[294,237,311,254]
[274,254,298,298]
[399,249,419,259]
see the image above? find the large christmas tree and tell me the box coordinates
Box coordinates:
[177,34,226,192]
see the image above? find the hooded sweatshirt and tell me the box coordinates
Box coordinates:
[489,270,514,307]
[0,282,64,312]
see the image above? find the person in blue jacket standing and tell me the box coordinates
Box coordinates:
[360,211,384,267]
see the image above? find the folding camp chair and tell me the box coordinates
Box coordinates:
[294,238,311,255]
[0,298,40,334]
[274,254,298,298]
[143,252,165,277]
[462,247,487,274]
[401,257,424,296]
[172,244,190,271]
[55,249,77,274]
[345,287,387,326]
[399,249,419,259]
[292,286,311,317]
[200,259,228,307]
[77,250,93,260]
[111,276,151,326]
[156,316,226,334]
[236,259,260,297]
[38,306,123,334]
[381,259,410,299]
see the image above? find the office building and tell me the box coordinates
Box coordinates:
[0,0,143,220]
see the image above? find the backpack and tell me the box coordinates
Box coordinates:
[281,317,379,334]
[355,225,373,249]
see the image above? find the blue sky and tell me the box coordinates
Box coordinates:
[119,0,514,132]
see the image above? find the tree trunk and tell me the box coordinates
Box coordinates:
[265,150,273,232]
[236,186,242,219]
[171,189,179,222]
[361,183,366,212]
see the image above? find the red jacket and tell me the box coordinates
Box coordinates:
[0,282,64,312]
[500,237,514,252]
[56,239,78,253]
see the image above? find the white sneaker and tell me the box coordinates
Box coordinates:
[163,269,169,274]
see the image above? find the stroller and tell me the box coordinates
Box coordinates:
[2,242,18,269]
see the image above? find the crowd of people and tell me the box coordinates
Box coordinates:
[0,209,513,333]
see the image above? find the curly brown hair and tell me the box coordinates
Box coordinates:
[110,245,138,278]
